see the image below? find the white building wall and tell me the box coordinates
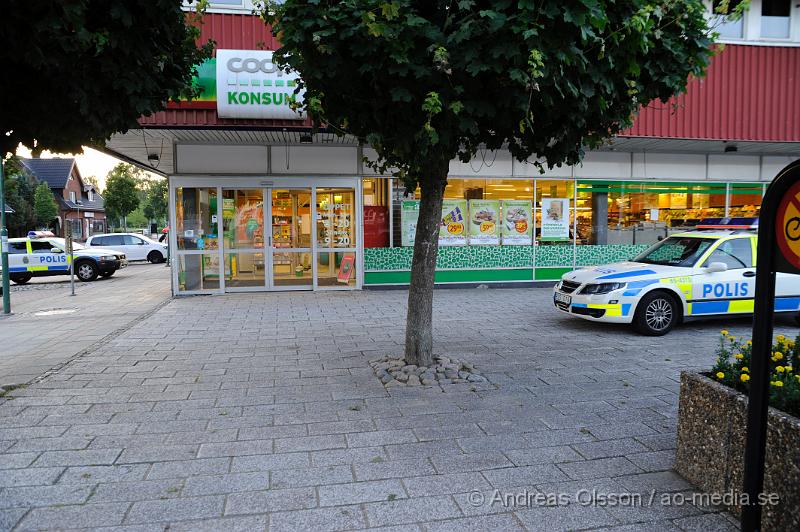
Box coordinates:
[173,143,793,183]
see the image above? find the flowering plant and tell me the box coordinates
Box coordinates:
[711,331,800,418]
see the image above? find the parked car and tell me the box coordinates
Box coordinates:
[0,231,127,284]
[86,233,168,263]
[553,218,800,335]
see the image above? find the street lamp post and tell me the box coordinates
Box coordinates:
[0,158,11,314]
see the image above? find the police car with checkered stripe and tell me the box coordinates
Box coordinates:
[553,218,800,335]
[1,231,127,286]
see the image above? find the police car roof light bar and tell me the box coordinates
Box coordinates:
[27,230,55,238]
[695,217,759,230]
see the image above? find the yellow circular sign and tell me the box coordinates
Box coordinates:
[447,222,463,235]
[776,180,800,270]
[479,221,495,234]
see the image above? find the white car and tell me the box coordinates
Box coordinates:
[1,231,127,285]
[86,233,168,263]
[553,220,800,335]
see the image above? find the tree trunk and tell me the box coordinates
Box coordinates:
[404,160,449,367]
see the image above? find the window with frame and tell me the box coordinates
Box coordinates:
[761,0,791,38]
[69,191,76,203]
[30,241,54,254]
[702,238,753,269]
[711,0,745,39]
[8,242,27,254]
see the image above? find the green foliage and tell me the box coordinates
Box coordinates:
[1,0,213,156]
[33,183,58,229]
[83,175,100,192]
[260,0,714,189]
[711,331,800,418]
[142,179,169,225]
[2,157,40,236]
[104,164,141,225]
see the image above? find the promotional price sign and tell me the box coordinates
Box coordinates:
[439,200,467,246]
[540,198,570,241]
[400,200,420,247]
[501,200,533,245]
[468,200,500,245]
[742,160,800,531]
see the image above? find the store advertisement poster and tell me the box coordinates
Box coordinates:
[400,200,420,247]
[468,200,500,245]
[439,200,468,246]
[501,200,533,245]
[541,198,570,241]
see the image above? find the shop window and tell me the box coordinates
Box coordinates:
[535,180,574,245]
[175,187,219,251]
[177,255,220,292]
[761,0,791,38]
[728,183,763,218]
[578,181,726,246]
[363,178,390,248]
[711,0,745,39]
[317,251,356,288]
[317,188,355,249]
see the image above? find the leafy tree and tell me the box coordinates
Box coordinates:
[0,0,212,157]
[33,183,58,230]
[104,164,140,230]
[83,175,100,192]
[2,157,39,236]
[143,179,169,226]
[262,0,714,366]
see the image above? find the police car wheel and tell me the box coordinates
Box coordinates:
[147,251,164,264]
[10,274,32,285]
[75,261,99,282]
[634,292,678,336]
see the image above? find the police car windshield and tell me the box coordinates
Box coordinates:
[49,238,86,251]
[633,237,713,267]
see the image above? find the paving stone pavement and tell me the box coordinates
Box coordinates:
[0,287,796,531]
[0,264,171,388]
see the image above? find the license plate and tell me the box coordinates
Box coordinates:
[554,292,571,305]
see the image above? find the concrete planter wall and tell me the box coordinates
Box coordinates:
[676,371,800,530]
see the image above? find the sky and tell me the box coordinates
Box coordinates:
[14,145,161,190]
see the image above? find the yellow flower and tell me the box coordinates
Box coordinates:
[721,330,730,336]
[786,366,793,372]
[772,381,784,388]
[728,336,737,342]
[716,372,725,379]
[777,335,786,342]
[740,374,750,382]
[776,366,785,373]
[774,352,784,361]
[734,353,744,360]
[746,340,753,346]
[742,367,749,372]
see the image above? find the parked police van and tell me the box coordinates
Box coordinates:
[553,218,800,335]
[1,231,127,285]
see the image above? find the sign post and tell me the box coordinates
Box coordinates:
[0,158,10,314]
[65,224,75,297]
[742,159,800,531]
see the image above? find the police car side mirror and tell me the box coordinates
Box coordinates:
[51,247,64,254]
[707,262,728,273]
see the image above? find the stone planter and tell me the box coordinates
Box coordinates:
[676,371,800,530]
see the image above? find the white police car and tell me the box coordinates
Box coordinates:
[1,231,127,285]
[553,218,800,335]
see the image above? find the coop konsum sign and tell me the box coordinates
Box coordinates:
[215,49,305,120]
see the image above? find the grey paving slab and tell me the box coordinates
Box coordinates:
[0,264,170,388]
[0,287,776,530]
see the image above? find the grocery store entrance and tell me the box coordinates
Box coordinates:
[173,178,360,295]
